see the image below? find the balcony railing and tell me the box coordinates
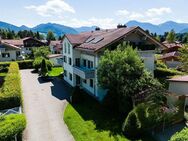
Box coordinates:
[73,66,95,79]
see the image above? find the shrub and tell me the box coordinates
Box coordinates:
[40,59,48,77]
[154,67,184,78]
[0,114,26,141]
[156,60,167,69]
[71,86,84,104]
[0,62,22,110]
[170,128,188,141]
[33,57,52,71]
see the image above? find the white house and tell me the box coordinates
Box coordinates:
[47,54,63,67]
[168,75,188,105]
[62,26,166,101]
[0,40,21,62]
[49,41,62,54]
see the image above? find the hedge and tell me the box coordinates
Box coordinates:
[0,60,33,70]
[0,114,26,141]
[170,128,188,141]
[154,67,184,78]
[0,62,22,110]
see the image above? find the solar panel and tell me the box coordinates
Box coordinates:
[91,37,104,44]
[85,37,95,43]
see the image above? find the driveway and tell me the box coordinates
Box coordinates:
[21,69,74,141]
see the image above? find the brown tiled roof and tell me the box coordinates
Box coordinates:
[65,26,165,52]
[163,41,183,49]
[2,39,23,46]
[47,54,62,58]
[160,51,179,60]
[168,75,188,82]
[1,42,21,50]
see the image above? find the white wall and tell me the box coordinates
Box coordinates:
[0,50,17,61]
[169,82,188,95]
[62,37,74,86]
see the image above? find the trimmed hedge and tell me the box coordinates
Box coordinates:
[154,67,184,78]
[0,60,34,70]
[170,128,188,141]
[0,114,26,141]
[0,62,22,110]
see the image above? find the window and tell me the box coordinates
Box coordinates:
[90,79,94,88]
[2,53,10,58]
[88,60,93,68]
[68,43,71,54]
[69,73,72,81]
[64,42,67,53]
[69,58,72,65]
[83,79,87,84]
[75,58,80,67]
[83,59,87,67]
[64,70,67,77]
[64,56,67,63]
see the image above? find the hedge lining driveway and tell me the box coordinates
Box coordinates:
[21,69,74,141]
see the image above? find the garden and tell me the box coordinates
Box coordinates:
[0,62,26,141]
[64,43,186,141]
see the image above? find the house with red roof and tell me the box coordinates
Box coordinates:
[159,41,183,68]
[0,39,21,61]
[62,26,166,100]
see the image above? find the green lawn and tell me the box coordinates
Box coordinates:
[48,67,63,77]
[64,94,155,141]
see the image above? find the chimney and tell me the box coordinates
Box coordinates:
[117,24,127,28]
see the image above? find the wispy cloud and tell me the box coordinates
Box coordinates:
[25,0,75,17]
[116,7,172,24]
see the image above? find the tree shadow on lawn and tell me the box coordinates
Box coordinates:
[71,93,124,136]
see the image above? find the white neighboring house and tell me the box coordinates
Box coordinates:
[47,54,63,67]
[62,26,166,101]
[0,40,21,62]
[49,41,62,54]
[168,76,188,105]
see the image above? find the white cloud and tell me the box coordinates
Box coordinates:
[116,7,172,24]
[146,7,172,17]
[55,17,116,28]
[116,9,129,16]
[25,0,75,17]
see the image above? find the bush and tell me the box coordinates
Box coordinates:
[71,86,84,104]
[154,67,184,78]
[0,62,22,110]
[156,60,167,69]
[33,57,52,71]
[40,59,48,77]
[170,128,188,141]
[0,114,26,141]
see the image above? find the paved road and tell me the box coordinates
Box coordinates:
[21,69,74,141]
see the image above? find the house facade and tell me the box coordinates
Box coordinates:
[62,26,166,101]
[2,37,47,55]
[0,40,21,61]
[160,41,183,68]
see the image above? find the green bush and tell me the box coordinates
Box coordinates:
[40,59,48,77]
[154,67,184,78]
[0,114,26,141]
[33,57,52,71]
[170,128,188,141]
[156,60,167,69]
[0,62,22,110]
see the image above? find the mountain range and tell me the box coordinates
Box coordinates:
[0,20,188,36]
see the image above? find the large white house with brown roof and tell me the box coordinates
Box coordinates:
[62,26,166,100]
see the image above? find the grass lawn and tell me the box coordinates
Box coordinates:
[64,93,155,141]
[48,67,63,77]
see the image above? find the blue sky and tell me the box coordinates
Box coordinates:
[0,0,187,28]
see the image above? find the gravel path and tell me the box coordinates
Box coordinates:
[21,69,74,141]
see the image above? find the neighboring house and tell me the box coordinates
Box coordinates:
[49,41,62,54]
[62,26,166,101]
[47,54,63,67]
[0,40,21,61]
[168,75,188,105]
[160,41,183,68]
[2,37,47,55]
